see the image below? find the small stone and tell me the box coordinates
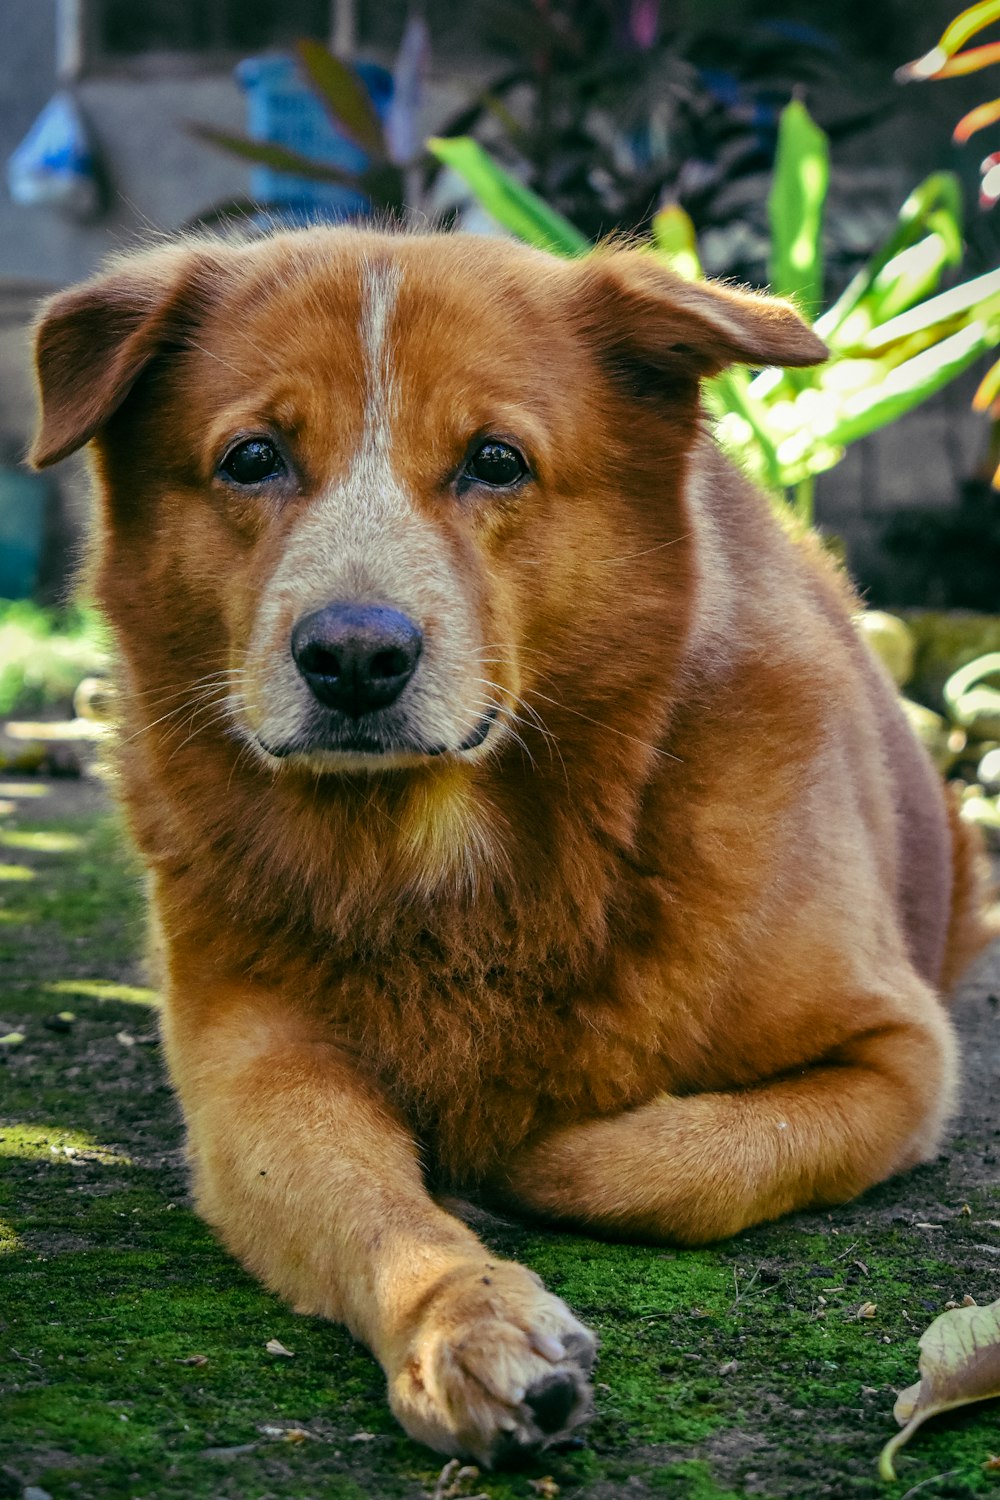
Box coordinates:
[42,1012,75,1033]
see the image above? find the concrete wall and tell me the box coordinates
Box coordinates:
[0,1,257,590]
[0,0,997,605]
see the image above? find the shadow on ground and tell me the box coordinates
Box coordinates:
[1,775,998,1500]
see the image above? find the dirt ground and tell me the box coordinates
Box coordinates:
[0,771,998,1500]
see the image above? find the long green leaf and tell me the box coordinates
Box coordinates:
[650,205,702,279]
[187,124,361,189]
[819,322,998,448]
[426,137,591,256]
[860,266,1000,352]
[294,40,385,159]
[767,100,829,317]
[817,174,963,346]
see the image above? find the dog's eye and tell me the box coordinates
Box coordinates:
[219,438,285,486]
[464,441,527,488]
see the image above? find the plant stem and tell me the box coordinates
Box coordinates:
[792,474,815,527]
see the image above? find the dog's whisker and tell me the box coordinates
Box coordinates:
[594,532,691,565]
[123,674,245,746]
[524,687,682,764]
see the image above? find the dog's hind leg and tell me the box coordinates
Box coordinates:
[497,986,958,1244]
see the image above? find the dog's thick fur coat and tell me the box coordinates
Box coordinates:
[32,229,992,1463]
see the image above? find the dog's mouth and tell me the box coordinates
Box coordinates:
[257,704,500,769]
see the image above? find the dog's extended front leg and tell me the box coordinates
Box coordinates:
[161,985,595,1465]
[499,998,958,1244]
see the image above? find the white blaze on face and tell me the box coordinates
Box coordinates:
[244,255,487,764]
[360,258,402,462]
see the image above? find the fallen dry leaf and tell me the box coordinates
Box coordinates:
[879,1296,1000,1479]
[529,1479,561,1497]
[430,1458,487,1499]
[264,1338,294,1357]
[985,1454,1000,1470]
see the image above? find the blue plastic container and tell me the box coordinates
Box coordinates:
[236,55,393,221]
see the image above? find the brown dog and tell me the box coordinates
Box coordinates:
[31,228,991,1465]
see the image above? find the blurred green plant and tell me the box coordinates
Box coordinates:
[429,101,1000,524]
[897,0,1000,481]
[439,0,889,285]
[897,0,1000,207]
[0,601,108,718]
[188,29,427,224]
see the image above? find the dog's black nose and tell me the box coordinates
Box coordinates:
[291,603,422,716]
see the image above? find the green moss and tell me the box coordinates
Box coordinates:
[2,783,999,1499]
[647,1460,744,1497]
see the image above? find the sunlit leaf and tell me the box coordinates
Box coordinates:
[826,322,997,448]
[294,40,385,159]
[707,371,783,491]
[818,174,963,347]
[865,234,959,327]
[767,100,829,317]
[859,265,1000,353]
[982,152,1000,207]
[896,0,1000,79]
[878,1297,1000,1480]
[650,204,702,279]
[426,137,591,256]
[954,95,1000,144]
[911,39,1000,77]
[973,354,1000,412]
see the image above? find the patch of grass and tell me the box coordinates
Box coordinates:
[0,599,109,717]
[1,779,999,1499]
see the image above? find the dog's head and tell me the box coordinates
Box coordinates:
[32,230,824,781]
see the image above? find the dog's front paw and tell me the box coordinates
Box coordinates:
[388,1259,596,1466]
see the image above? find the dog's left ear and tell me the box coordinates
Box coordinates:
[30,243,215,469]
[576,250,827,393]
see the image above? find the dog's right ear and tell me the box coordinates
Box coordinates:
[30,244,212,469]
